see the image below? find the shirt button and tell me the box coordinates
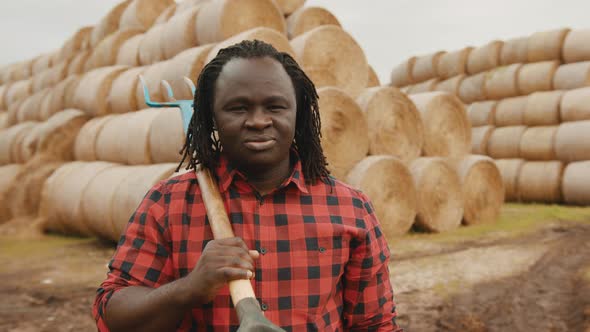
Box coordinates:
[261,303,268,311]
[260,248,267,255]
[319,247,326,253]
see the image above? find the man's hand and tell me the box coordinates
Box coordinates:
[180,237,259,305]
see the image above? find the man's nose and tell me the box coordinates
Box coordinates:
[245,107,272,129]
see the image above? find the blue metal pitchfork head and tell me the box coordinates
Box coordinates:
[139,75,196,134]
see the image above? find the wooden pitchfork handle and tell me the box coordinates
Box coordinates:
[195,166,256,304]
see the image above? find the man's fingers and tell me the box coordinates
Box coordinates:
[249,250,260,259]
[219,267,254,281]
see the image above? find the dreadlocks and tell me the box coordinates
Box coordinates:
[177,40,330,184]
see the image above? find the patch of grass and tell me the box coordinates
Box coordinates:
[390,203,590,254]
[0,234,95,260]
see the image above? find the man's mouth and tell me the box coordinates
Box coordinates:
[243,136,276,151]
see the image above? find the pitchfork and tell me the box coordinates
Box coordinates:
[139,76,284,332]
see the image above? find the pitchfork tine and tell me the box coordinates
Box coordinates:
[184,77,196,97]
[161,80,176,102]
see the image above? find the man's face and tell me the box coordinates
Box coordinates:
[213,57,297,172]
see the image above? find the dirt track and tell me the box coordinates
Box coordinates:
[1,206,590,332]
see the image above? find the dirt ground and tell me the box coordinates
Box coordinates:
[1,204,590,332]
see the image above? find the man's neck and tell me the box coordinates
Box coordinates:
[239,156,292,196]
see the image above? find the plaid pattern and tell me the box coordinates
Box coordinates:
[93,153,403,331]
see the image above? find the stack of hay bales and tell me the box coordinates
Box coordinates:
[0,0,503,245]
[391,28,590,205]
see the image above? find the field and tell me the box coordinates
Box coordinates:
[1,203,590,331]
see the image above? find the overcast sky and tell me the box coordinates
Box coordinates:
[1,0,590,83]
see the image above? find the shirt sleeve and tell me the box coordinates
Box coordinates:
[343,195,404,332]
[92,181,175,331]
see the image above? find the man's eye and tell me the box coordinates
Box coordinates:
[229,106,247,111]
[269,105,286,110]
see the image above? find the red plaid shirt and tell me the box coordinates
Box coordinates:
[93,153,402,331]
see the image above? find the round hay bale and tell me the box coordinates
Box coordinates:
[195,0,286,45]
[154,3,177,25]
[31,54,53,75]
[0,122,36,165]
[562,161,590,205]
[523,90,563,126]
[18,89,50,123]
[494,96,527,127]
[41,75,81,121]
[5,99,24,128]
[553,61,590,90]
[409,92,471,158]
[560,87,590,122]
[412,51,445,83]
[108,66,146,114]
[161,6,200,60]
[527,28,570,62]
[356,86,424,161]
[274,0,305,15]
[390,57,415,87]
[291,25,368,97]
[174,0,203,14]
[149,108,185,163]
[458,72,487,103]
[80,165,132,240]
[85,29,143,71]
[317,87,369,180]
[346,155,417,237]
[407,78,439,94]
[555,120,590,163]
[90,0,132,47]
[35,109,89,161]
[0,84,8,110]
[8,60,33,82]
[494,158,524,202]
[135,61,169,109]
[409,157,463,233]
[468,101,497,127]
[453,155,503,225]
[5,79,32,108]
[116,34,144,67]
[437,47,472,79]
[500,36,529,65]
[487,126,527,159]
[467,41,503,75]
[138,24,166,65]
[96,109,160,164]
[8,156,64,219]
[286,6,340,39]
[517,161,564,203]
[563,29,590,63]
[471,125,494,155]
[434,74,465,96]
[208,27,295,63]
[119,0,175,31]
[0,164,23,222]
[18,125,43,163]
[110,164,177,240]
[519,126,558,161]
[42,161,117,236]
[0,113,7,130]
[74,115,116,161]
[67,50,92,76]
[59,26,93,60]
[162,44,214,100]
[517,60,559,95]
[73,65,128,116]
[484,64,522,100]
[366,65,380,88]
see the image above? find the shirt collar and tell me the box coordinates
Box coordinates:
[215,149,309,195]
